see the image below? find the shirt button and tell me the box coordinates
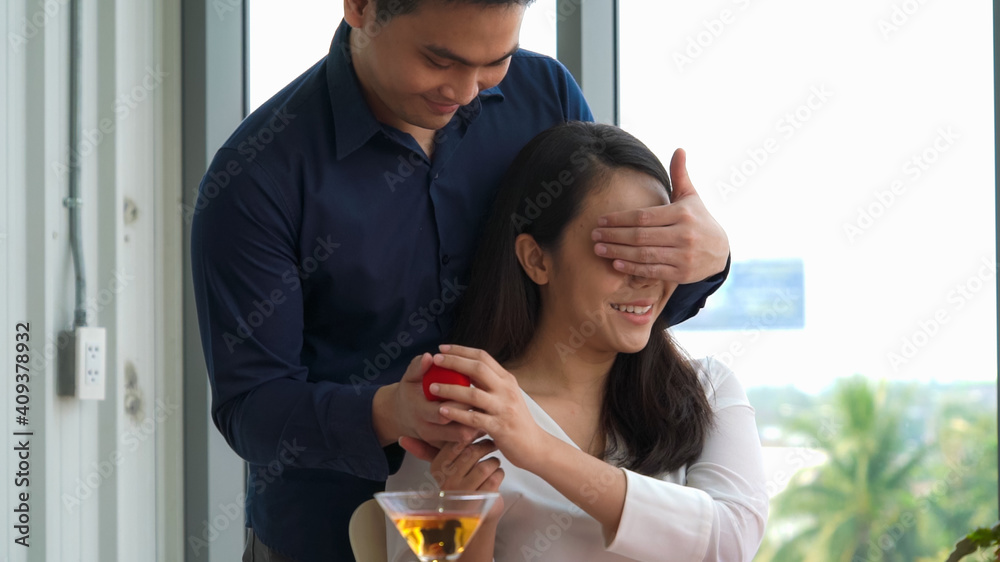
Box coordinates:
[441,255,450,265]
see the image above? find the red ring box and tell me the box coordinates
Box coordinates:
[422,365,471,401]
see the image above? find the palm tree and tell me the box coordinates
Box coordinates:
[917,400,999,560]
[762,376,929,562]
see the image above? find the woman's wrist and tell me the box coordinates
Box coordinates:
[519,428,561,476]
[463,517,498,562]
[481,508,503,529]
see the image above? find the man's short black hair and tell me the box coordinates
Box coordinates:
[374,0,535,21]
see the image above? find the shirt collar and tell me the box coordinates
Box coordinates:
[480,84,504,100]
[326,20,382,161]
[326,19,506,161]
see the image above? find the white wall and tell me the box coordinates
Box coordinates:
[1,0,184,560]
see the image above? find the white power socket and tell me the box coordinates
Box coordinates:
[58,327,106,400]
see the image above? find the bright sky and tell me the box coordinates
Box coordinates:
[620,0,996,392]
[248,1,997,393]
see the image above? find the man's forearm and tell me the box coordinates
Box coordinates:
[209,377,405,479]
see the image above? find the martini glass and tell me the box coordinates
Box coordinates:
[375,490,499,562]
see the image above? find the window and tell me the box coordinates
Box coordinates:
[247,1,345,112]
[622,2,996,559]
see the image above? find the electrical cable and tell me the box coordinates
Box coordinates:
[64,0,87,328]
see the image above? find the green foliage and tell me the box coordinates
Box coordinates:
[967,525,1000,546]
[944,521,999,562]
[753,377,997,562]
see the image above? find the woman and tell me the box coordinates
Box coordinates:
[385,122,768,561]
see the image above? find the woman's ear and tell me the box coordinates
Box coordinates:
[514,234,550,285]
[343,0,370,28]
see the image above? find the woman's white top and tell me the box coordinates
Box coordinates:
[385,357,769,562]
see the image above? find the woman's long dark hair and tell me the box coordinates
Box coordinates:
[450,121,713,475]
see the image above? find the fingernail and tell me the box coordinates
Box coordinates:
[613,260,626,270]
[595,244,607,256]
[439,344,452,351]
[591,230,602,241]
[598,217,608,226]
[440,406,450,415]
[429,383,440,393]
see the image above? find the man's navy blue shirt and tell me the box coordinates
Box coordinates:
[191,20,727,562]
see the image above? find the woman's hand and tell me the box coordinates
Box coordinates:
[398,436,505,522]
[426,344,552,473]
[373,353,481,449]
[416,345,630,547]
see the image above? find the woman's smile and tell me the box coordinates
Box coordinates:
[609,302,655,324]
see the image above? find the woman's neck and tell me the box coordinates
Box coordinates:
[507,321,616,407]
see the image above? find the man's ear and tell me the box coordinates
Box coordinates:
[514,234,550,285]
[343,0,371,28]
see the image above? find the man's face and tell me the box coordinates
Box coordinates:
[347,1,524,135]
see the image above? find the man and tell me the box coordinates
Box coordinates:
[191,0,731,560]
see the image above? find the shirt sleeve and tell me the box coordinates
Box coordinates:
[555,58,595,123]
[190,147,402,480]
[663,254,731,328]
[604,358,769,561]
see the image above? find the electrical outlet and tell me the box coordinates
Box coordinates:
[57,327,106,400]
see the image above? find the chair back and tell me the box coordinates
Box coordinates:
[349,498,388,562]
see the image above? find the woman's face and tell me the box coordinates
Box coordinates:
[537,167,678,356]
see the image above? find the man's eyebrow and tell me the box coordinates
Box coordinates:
[424,44,520,66]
